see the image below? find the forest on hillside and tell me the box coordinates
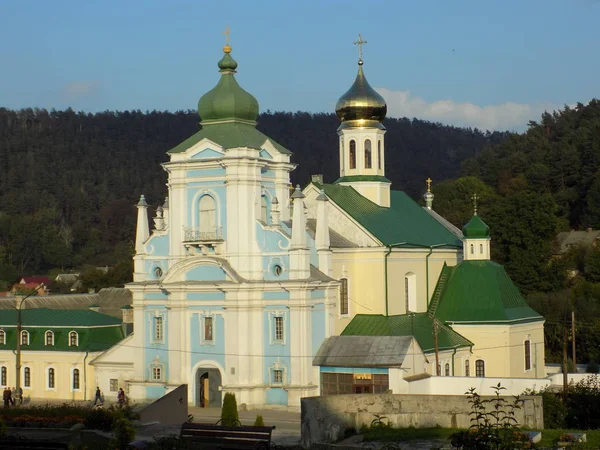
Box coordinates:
[2,101,600,364]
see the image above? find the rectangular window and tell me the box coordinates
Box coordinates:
[274,316,284,341]
[110,379,118,392]
[24,368,30,387]
[273,369,283,384]
[340,278,349,315]
[73,369,80,390]
[476,360,485,377]
[204,317,213,342]
[1,367,6,386]
[152,366,162,381]
[154,316,163,342]
[48,368,55,389]
[465,360,470,377]
[525,340,532,371]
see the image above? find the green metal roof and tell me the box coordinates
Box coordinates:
[429,261,544,324]
[341,313,473,353]
[320,183,462,248]
[462,214,490,239]
[335,175,391,183]
[168,122,291,155]
[0,309,123,327]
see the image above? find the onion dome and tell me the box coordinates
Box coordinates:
[335,60,387,129]
[198,45,259,125]
[462,214,490,239]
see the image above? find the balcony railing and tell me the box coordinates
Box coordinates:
[183,226,223,242]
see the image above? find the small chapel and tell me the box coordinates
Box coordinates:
[91,35,545,409]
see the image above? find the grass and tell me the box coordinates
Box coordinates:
[364,426,600,449]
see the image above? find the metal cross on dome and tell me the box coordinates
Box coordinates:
[471,193,479,215]
[354,33,367,61]
[224,27,231,45]
[426,177,432,192]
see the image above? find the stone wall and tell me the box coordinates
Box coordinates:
[300,393,543,447]
[138,384,188,425]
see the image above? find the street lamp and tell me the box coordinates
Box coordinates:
[15,283,43,403]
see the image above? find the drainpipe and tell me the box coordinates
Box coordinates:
[451,348,457,376]
[384,247,392,316]
[83,351,89,401]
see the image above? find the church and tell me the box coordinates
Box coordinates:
[91,35,545,409]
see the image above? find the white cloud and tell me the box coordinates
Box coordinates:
[61,82,100,100]
[377,88,557,131]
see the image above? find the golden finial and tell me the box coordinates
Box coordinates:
[471,193,479,215]
[223,27,232,53]
[426,177,432,193]
[353,33,367,64]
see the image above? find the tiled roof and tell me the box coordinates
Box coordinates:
[313,335,413,368]
[429,261,544,324]
[341,313,472,353]
[0,308,122,327]
[320,183,462,248]
[168,122,291,155]
[20,276,50,285]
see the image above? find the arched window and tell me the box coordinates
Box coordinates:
[480,243,484,254]
[405,273,417,312]
[475,360,485,377]
[69,331,79,347]
[24,367,31,387]
[48,368,55,389]
[377,141,382,170]
[445,363,450,376]
[73,369,80,390]
[261,196,268,223]
[349,140,356,169]
[470,244,474,255]
[1,366,6,386]
[465,360,470,377]
[21,330,29,346]
[0,329,5,345]
[340,278,349,315]
[364,139,372,168]
[199,195,217,235]
[524,340,532,371]
[45,330,54,346]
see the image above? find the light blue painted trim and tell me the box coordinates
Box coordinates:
[146,293,168,300]
[319,367,389,374]
[259,149,273,159]
[185,265,228,281]
[187,168,226,177]
[263,291,290,300]
[311,289,325,299]
[187,292,226,301]
[190,149,224,159]
[261,169,276,178]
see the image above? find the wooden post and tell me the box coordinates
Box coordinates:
[433,318,440,376]
[572,310,576,368]
[563,321,569,398]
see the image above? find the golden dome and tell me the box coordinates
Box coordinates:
[335,60,387,128]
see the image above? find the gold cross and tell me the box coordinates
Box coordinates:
[224,27,231,45]
[353,33,367,61]
[471,193,479,214]
[426,177,432,192]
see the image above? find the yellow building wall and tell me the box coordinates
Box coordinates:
[0,350,101,402]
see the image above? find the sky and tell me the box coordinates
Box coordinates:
[1,0,599,131]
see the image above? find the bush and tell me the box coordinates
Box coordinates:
[113,417,136,450]
[541,391,567,429]
[254,415,265,427]
[564,374,600,429]
[220,393,239,426]
[84,408,115,431]
[586,361,599,373]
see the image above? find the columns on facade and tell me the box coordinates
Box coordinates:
[289,186,310,280]
[315,190,332,276]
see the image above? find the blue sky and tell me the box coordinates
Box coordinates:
[1,0,598,130]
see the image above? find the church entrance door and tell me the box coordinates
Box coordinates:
[196,368,222,407]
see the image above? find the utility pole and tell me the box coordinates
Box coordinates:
[433,318,440,376]
[562,319,569,398]
[572,310,576,368]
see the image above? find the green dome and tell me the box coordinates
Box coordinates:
[198,49,259,124]
[462,214,490,239]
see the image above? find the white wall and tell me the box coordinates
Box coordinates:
[407,376,551,396]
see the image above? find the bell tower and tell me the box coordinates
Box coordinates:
[335,34,391,207]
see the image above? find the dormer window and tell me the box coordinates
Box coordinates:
[0,330,5,345]
[69,331,79,347]
[21,330,29,346]
[45,330,54,346]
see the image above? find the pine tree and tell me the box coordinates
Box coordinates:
[220,393,239,426]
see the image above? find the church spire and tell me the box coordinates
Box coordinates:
[424,177,434,210]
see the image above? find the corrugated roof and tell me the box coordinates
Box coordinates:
[430,261,544,324]
[423,208,464,239]
[341,313,472,353]
[0,308,122,327]
[313,336,413,367]
[168,122,291,154]
[320,183,462,248]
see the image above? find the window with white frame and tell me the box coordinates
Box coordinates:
[21,330,29,346]
[476,359,485,377]
[199,195,217,234]
[47,368,55,389]
[69,331,79,347]
[149,356,164,381]
[270,362,286,385]
[154,316,163,342]
[45,330,54,346]
[349,140,356,169]
[73,368,80,390]
[377,141,382,170]
[273,369,283,384]
[445,363,450,376]
[1,366,6,386]
[0,329,5,345]
[364,139,372,169]
[525,340,532,371]
[340,278,349,315]
[204,316,214,342]
[274,316,284,342]
[110,379,118,392]
[24,367,31,387]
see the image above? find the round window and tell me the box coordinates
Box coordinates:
[154,267,163,279]
[273,265,282,276]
